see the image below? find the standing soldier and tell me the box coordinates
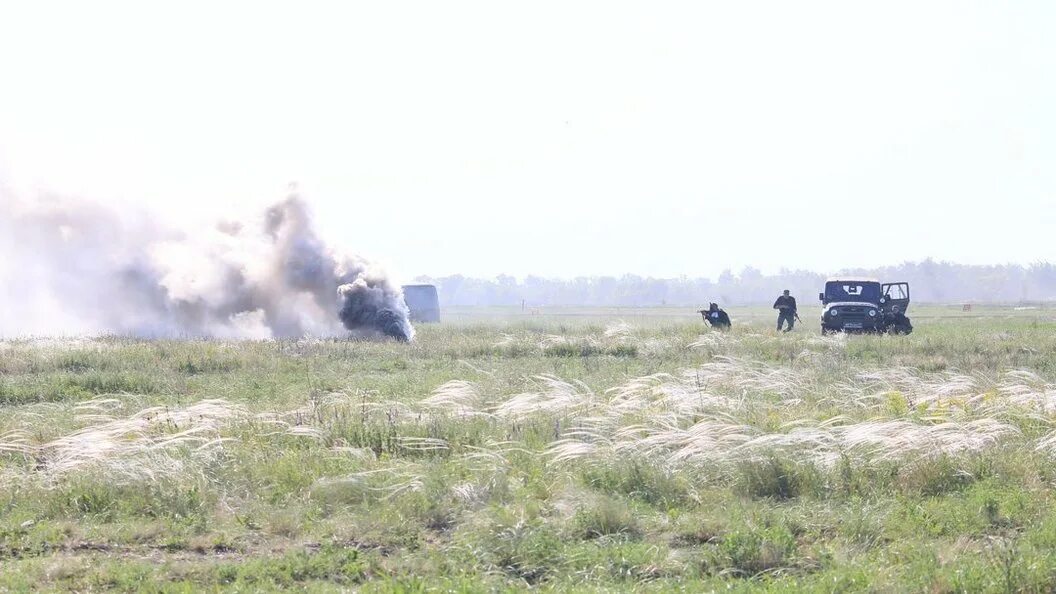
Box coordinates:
[773,289,797,332]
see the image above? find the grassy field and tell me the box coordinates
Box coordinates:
[3,305,1056,592]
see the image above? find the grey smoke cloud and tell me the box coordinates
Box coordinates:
[0,190,414,340]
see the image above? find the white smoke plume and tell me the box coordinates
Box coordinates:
[0,190,415,341]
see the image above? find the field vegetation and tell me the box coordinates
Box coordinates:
[3,305,1056,591]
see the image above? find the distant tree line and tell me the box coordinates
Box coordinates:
[414,260,1056,307]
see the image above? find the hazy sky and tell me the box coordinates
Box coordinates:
[1,1,1053,281]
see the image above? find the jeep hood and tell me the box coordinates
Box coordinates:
[824,301,879,309]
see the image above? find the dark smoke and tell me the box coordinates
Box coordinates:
[0,190,415,340]
[338,282,414,342]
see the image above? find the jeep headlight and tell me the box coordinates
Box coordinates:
[830,308,838,316]
[868,309,877,317]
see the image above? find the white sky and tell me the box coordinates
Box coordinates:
[1,1,1053,281]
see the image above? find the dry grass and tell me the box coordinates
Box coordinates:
[5,337,1054,490]
[4,309,1056,591]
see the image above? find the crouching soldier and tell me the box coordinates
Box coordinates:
[699,303,731,330]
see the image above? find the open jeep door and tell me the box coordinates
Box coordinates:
[880,282,913,334]
[880,282,909,315]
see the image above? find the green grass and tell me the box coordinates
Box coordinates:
[1,305,1056,591]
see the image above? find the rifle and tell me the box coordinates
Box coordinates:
[794,311,802,323]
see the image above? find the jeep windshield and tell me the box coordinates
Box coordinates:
[824,281,881,303]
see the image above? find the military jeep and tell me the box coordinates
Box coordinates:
[819,278,912,334]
